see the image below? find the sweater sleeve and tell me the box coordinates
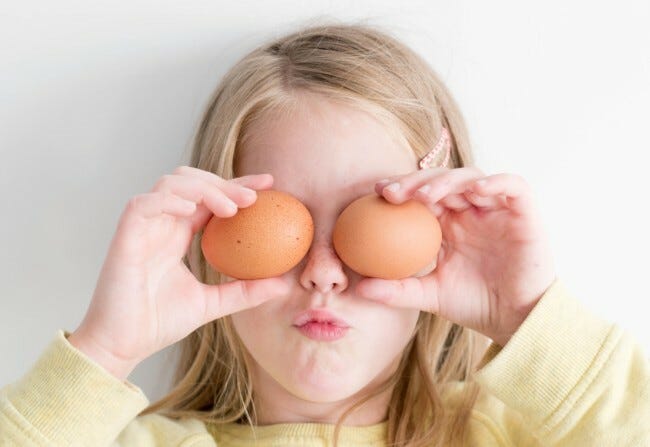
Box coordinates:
[0,330,212,446]
[474,279,650,446]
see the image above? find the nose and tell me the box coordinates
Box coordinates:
[299,237,349,294]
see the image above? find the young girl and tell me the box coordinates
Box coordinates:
[2,22,648,447]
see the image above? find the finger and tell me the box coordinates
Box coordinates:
[170,166,274,208]
[173,165,274,200]
[231,173,274,191]
[463,189,508,210]
[126,192,197,219]
[469,174,535,215]
[374,167,450,200]
[374,174,407,195]
[153,175,241,218]
[168,169,275,233]
[438,193,473,212]
[411,168,486,205]
[432,190,506,213]
[152,175,252,235]
[168,168,264,208]
[199,277,290,323]
[355,275,440,314]
[380,167,485,205]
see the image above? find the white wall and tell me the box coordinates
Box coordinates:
[2,0,649,401]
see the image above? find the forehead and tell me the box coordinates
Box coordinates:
[236,95,418,203]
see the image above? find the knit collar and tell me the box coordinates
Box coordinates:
[206,420,388,445]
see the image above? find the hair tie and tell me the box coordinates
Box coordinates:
[419,127,451,170]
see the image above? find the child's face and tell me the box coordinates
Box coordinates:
[232,93,421,421]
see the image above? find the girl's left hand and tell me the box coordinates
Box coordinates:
[355,167,557,347]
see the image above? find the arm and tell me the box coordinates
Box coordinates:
[474,280,650,446]
[3,168,285,446]
[1,330,215,446]
[1,330,149,446]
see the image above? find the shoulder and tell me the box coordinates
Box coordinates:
[116,412,216,446]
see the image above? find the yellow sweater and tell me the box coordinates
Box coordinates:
[1,280,649,446]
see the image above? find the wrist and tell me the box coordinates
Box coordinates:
[490,288,550,347]
[67,331,140,381]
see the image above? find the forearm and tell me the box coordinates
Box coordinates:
[475,280,650,445]
[1,330,149,446]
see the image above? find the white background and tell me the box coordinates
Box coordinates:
[1,1,649,401]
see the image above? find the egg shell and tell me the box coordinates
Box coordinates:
[201,189,314,280]
[332,193,441,279]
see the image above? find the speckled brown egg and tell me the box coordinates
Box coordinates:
[201,190,314,280]
[332,193,442,279]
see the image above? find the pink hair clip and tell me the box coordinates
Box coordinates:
[419,127,451,170]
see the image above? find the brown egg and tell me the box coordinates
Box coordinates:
[201,190,314,280]
[333,193,442,279]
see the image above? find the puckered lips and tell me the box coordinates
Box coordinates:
[292,309,350,341]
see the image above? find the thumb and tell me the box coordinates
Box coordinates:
[355,275,440,314]
[200,276,290,324]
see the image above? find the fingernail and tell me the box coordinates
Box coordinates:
[225,200,238,212]
[242,188,257,199]
[385,182,401,193]
[416,184,431,195]
[376,179,391,188]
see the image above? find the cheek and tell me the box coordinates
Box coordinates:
[230,311,251,335]
[365,308,420,354]
[230,305,276,355]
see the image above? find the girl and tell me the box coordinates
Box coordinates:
[2,22,648,447]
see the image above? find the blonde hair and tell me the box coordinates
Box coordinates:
[141,20,488,447]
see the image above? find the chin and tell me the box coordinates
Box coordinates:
[284,364,371,403]
[287,380,362,404]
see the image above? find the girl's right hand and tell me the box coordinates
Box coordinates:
[67,166,288,381]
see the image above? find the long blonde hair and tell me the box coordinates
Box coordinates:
[141,20,487,447]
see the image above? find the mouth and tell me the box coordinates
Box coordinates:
[292,309,350,341]
[292,309,350,328]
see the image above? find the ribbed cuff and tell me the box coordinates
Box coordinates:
[3,329,149,446]
[474,279,621,434]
